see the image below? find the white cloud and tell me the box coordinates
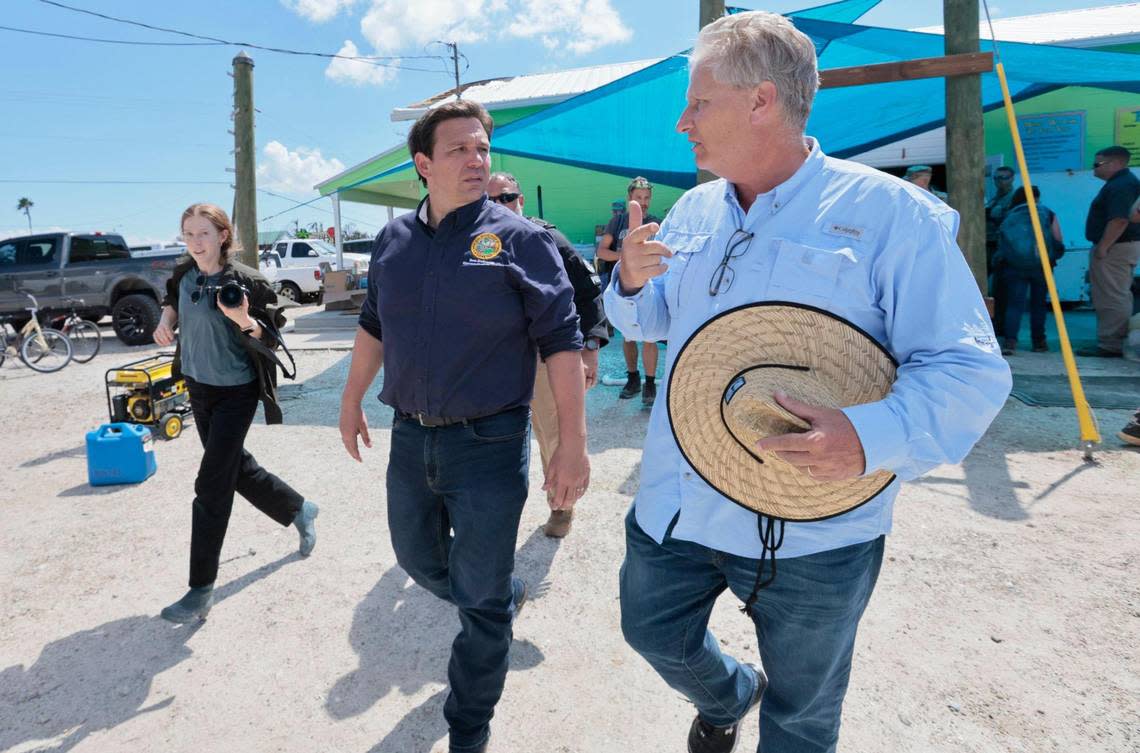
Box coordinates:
[257,141,346,195]
[311,0,630,88]
[281,0,357,22]
[360,0,494,52]
[507,0,631,54]
[324,39,398,86]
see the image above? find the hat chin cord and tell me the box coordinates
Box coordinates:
[741,515,786,618]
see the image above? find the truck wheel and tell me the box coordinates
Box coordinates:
[278,281,302,302]
[112,294,161,346]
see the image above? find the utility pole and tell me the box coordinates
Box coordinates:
[231,51,259,268]
[943,0,987,293]
[448,42,461,99]
[696,0,725,185]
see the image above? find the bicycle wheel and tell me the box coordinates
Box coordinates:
[66,319,103,363]
[20,328,73,373]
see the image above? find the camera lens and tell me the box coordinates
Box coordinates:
[217,281,245,308]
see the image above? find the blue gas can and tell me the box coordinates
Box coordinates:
[86,423,157,486]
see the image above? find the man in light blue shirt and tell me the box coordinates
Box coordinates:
[606,12,1011,753]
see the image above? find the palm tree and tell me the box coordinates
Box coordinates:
[16,197,33,233]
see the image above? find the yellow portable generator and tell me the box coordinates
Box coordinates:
[104,355,192,440]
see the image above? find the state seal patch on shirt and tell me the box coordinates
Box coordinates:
[470,232,503,261]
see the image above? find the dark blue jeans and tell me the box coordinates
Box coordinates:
[620,508,884,753]
[386,406,531,752]
[1001,266,1048,346]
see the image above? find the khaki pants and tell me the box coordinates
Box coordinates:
[1090,240,1140,352]
[531,358,559,501]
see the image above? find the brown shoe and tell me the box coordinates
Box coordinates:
[543,509,573,538]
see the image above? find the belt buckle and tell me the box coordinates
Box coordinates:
[415,412,431,427]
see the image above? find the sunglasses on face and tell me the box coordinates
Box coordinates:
[1093,161,1107,168]
[490,192,520,204]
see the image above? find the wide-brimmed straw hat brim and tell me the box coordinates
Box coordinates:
[667,302,898,521]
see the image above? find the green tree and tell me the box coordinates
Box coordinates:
[16,197,33,233]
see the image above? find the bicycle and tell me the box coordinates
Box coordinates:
[52,297,102,363]
[0,294,73,373]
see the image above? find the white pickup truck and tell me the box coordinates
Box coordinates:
[258,251,324,303]
[268,238,371,273]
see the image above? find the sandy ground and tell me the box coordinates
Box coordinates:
[1,325,1138,753]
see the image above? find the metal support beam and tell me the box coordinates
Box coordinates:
[332,192,343,271]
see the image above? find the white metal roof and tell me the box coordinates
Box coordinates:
[913,3,1140,47]
[390,58,663,121]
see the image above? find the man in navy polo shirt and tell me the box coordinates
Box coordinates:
[1080,145,1140,357]
[337,100,589,753]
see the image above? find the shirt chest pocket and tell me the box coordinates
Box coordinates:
[765,239,853,304]
[664,231,712,311]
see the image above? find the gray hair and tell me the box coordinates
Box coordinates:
[691,11,819,132]
[489,171,520,189]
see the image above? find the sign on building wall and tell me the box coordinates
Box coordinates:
[1017,110,1086,172]
[1115,106,1140,167]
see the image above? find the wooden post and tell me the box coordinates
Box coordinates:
[699,0,724,29]
[943,0,987,292]
[232,52,259,269]
[696,0,725,185]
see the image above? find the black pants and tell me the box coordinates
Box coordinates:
[186,378,303,588]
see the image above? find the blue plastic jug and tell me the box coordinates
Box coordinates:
[86,423,157,486]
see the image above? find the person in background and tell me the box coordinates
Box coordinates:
[153,203,316,624]
[1079,145,1140,357]
[994,185,1065,355]
[596,176,663,406]
[487,170,608,538]
[986,166,1017,337]
[903,165,948,201]
[595,199,627,290]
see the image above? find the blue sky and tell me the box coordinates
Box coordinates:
[1,0,1130,244]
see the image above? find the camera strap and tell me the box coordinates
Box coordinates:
[246,317,297,380]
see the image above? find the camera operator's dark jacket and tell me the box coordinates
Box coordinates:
[528,217,609,345]
[162,257,291,424]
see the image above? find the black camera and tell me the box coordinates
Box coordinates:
[194,278,249,309]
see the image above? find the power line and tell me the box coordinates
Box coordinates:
[35,0,449,72]
[0,23,224,46]
[257,192,328,223]
[0,179,230,185]
[257,188,383,230]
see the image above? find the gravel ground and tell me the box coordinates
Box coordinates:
[1,335,1138,753]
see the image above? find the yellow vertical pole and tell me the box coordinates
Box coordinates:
[994,61,1101,454]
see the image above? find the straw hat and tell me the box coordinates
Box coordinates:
[667,302,898,521]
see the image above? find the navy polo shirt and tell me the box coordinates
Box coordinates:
[1086,168,1140,244]
[359,195,582,418]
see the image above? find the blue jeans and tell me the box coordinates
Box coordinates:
[620,508,884,753]
[1001,266,1048,345]
[386,406,531,752]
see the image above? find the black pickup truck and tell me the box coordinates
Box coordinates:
[0,232,180,345]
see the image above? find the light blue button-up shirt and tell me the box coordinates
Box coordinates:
[604,138,1012,560]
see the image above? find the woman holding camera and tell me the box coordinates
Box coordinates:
[153,203,317,623]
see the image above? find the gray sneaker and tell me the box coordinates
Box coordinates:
[687,662,766,753]
[295,500,319,557]
[160,584,214,624]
